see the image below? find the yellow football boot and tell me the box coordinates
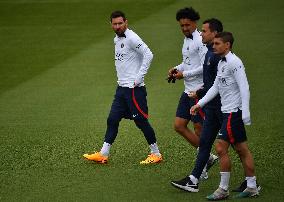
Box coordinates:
[140,153,162,164]
[83,152,108,164]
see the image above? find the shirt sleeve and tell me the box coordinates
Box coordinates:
[183,43,207,78]
[232,61,251,125]
[174,63,184,72]
[129,36,153,85]
[197,76,219,107]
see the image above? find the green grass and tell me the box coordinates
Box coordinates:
[0,0,283,201]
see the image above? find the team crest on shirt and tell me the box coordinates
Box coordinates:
[222,67,225,72]
[121,43,124,48]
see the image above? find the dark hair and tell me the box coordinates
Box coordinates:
[215,32,234,48]
[110,10,126,22]
[176,7,200,21]
[203,18,223,33]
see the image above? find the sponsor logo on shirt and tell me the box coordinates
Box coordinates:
[115,53,125,61]
[136,44,142,49]
[184,57,191,65]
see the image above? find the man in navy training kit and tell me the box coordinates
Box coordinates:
[83,11,162,164]
[171,18,223,192]
[191,32,260,200]
[168,7,217,179]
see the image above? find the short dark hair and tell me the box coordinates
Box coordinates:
[110,10,126,22]
[215,32,234,48]
[203,18,223,33]
[176,7,200,21]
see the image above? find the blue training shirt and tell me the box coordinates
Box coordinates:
[196,43,221,109]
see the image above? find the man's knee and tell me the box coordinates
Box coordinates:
[215,142,228,156]
[174,122,186,133]
[134,118,149,129]
[235,143,250,157]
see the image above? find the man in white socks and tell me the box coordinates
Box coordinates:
[168,7,217,179]
[191,32,260,200]
[83,10,162,164]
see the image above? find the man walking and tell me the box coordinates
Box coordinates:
[83,11,162,164]
[168,8,217,179]
[191,32,260,200]
[171,18,223,192]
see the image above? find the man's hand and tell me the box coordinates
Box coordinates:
[190,104,201,115]
[168,68,176,76]
[242,114,251,125]
[174,71,183,80]
[167,68,178,83]
[188,91,197,98]
[134,76,143,87]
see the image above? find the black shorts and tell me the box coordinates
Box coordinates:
[176,92,204,123]
[217,109,247,144]
[108,86,148,121]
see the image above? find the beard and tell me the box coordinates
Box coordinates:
[115,30,125,37]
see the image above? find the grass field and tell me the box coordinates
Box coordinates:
[0,0,283,201]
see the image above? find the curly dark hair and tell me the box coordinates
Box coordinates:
[176,7,200,21]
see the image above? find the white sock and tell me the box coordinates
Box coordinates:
[189,175,198,185]
[149,143,160,156]
[100,142,111,156]
[219,172,230,191]
[246,176,257,189]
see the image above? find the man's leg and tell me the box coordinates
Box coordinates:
[174,117,200,148]
[129,87,162,164]
[174,92,203,148]
[234,142,255,177]
[83,86,125,163]
[232,142,260,192]
[134,119,156,144]
[206,139,231,200]
[171,109,220,192]
[216,140,231,184]
[232,142,259,198]
[191,109,221,179]
[193,122,202,139]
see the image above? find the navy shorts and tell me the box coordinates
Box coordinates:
[217,109,247,144]
[176,92,204,123]
[108,86,148,121]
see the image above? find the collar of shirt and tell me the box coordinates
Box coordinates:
[206,43,213,51]
[185,29,199,40]
[119,33,126,38]
[116,28,129,38]
[221,51,234,62]
[186,34,193,40]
